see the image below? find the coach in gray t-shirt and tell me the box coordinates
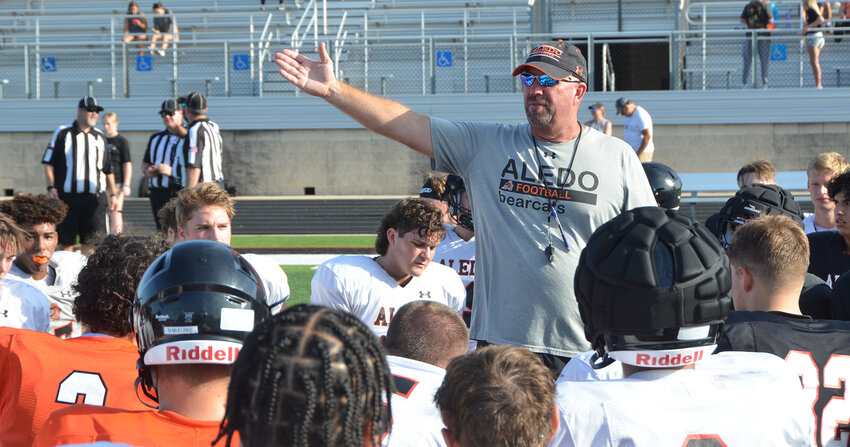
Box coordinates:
[275,40,655,370]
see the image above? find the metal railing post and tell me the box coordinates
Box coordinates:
[206,79,212,96]
[172,80,178,98]
[587,33,595,91]
[750,30,757,87]
[430,37,435,94]
[110,17,116,98]
[122,42,129,98]
[510,34,517,93]
[463,9,468,94]
[224,41,231,97]
[24,44,31,99]
[669,31,676,90]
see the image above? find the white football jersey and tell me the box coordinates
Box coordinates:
[386,355,447,447]
[7,251,86,338]
[310,255,465,337]
[0,279,51,332]
[553,352,813,447]
[434,225,475,322]
[240,253,290,314]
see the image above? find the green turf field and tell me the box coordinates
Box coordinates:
[281,265,316,307]
[232,234,374,248]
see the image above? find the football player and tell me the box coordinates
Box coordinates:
[34,240,269,446]
[554,206,812,446]
[384,301,469,447]
[2,194,87,338]
[641,161,682,210]
[310,198,465,337]
[809,170,850,288]
[1,235,168,447]
[718,214,850,447]
[0,213,49,332]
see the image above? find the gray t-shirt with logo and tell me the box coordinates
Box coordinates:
[430,117,656,357]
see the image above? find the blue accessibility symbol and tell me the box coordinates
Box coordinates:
[136,55,152,72]
[770,44,786,61]
[233,54,250,71]
[41,57,56,72]
[436,51,452,68]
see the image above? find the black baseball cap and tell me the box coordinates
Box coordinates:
[588,102,604,110]
[615,97,631,114]
[159,99,178,115]
[78,96,104,112]
[181,92,207,114]
[512,40,587,84]
[419,178,442,200]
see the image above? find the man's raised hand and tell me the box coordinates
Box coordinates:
[275,42,336,98]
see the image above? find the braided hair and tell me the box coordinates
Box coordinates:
[217,305,394,447]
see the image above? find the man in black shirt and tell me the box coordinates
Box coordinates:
[809,170,850,288]
[102,112,131,234]
[42,97,117,255]
[718,214,850,447]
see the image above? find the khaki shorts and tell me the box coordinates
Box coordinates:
[807,31,825,49]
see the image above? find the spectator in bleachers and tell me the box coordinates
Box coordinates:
[809,170,850,287]
[804,0,826,88]
[384,301,468,447]
[584,102,612,136]
[2,194,87,338]
[123,1,148,56]
[805,152,848,233]
[0,213,49,332]
[737,159,777,188]
[34,240,268,447]
[718,214,850,447]
[1,235,169,447]
[174,183,290,313]
[277,40,656,375]
[150,3,178,57]
[102,112,132,235]
[616,97,654,162]
[740,0,774,89]
[436,345,557,447]
[216,305,393,447]
[836,1,849,40]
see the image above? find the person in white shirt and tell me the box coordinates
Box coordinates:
[804,152,849,233]
[383,300,469,447]
[616,97,654,162]
[554,206,813,446]
[173,183,290,313]
[0,213,49,332]
[311,198,465,337]
[2,194,85,338]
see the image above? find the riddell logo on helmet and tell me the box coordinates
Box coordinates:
[635,350,704,366]
[166,345,239,362]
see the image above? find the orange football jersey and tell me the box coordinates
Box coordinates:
[0,328,147,447]
[33,406,238,447]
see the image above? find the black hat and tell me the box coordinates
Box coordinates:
[512,40,587,84]
[78,96,104,112]
[615,97,631,115]
[182,92,207,114]
[588,102,604,110]
[159,99,178,115]
[419,177,443,200]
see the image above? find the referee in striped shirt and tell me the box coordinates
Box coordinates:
[177,92,223,188]
[42,96,117,255]
[142,99,185,229]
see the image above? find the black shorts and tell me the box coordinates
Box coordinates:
[57,192,107,246]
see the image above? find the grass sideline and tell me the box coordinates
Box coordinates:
[232,234,374,248]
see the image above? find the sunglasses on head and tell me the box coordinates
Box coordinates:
[520,73,580,87]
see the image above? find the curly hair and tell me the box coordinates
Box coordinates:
[828,170,850,202]
[73,235,171,336]
[435,345,556,447]
[217,305,394,447]
[375,198,445,255]
[175,183,235,229]
[0,193,68,227]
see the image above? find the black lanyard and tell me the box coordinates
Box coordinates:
[532,121,583,262]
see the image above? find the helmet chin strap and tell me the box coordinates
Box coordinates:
[134,376,160,410]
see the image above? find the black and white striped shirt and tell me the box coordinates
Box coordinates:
[42,122,112,194]
[181,118,223,186]
[143,128,182,189]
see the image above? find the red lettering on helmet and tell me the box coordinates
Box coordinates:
[635,353,650,365]
[166,346,180,361]
[215,350,225,361]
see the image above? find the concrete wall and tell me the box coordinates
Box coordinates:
[4,121,848,196]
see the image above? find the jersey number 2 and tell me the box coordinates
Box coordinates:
[55,371,108,405]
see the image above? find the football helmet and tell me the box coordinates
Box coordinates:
[445,174,473,232]
[716,184,803,248]
[131,240,269,401]
[575,206,732,368]
[642,162,682,209]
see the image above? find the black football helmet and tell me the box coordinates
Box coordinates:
[716,184,803,248]
[642,162,683,209]
[131,240,269,402]
[445,174,473,232]
[575,206,732,368]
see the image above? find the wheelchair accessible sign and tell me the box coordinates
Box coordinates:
[770,44,786,61]
[436,51,452,67]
